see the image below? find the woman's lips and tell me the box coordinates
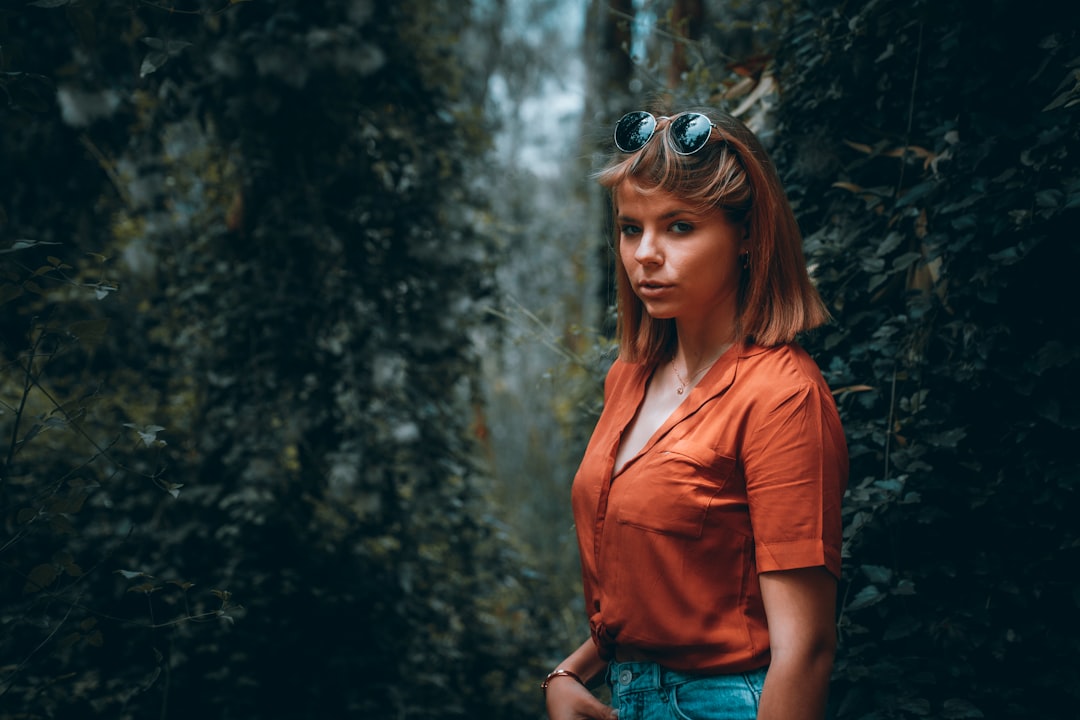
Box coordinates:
[636,281,672,299]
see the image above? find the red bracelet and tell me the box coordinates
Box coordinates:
[541,668,585,694]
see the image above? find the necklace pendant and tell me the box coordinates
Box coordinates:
[676,387,685,395]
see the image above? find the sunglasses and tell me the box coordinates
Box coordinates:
[613,111,718,155]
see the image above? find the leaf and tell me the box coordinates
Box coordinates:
[140,51,169,77]
[893,579,917,595]
[127,582,161,594]
[897,697,930,715]
[875,232,904,257]
[895,180,936,208]
[139,38,193,77]
[0,239,61,254]
[86,281,117,299]
[883,615,922,641]
[1035,189,1063,208]
[831,384,874,396]
[58,632,81,649]
[950,214,978,230]
[891,251,922,271]
[124,423,165,447]
[0,284,23,304]
[860,564,893,584]
[24,563,58,593]
[989,246,1022,265]
[874,478,905,493]
[115,569,151,580]
[1042,69,1080,111]
[942,698,984,719]
[846,584,886,611]
[928,428,967,448]
[20,422,43,445]
[843,139,874,154]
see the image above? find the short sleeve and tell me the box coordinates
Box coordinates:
[742,381,848,579]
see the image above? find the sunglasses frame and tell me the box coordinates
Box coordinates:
[613,111,719,156]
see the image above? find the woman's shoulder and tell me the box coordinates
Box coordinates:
[736,341,831,396]
[604,355,650,389]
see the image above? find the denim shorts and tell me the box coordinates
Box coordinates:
[607,660,767,720]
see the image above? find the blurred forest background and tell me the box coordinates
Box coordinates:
[1,0,1077,718]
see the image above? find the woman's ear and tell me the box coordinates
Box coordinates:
[738,224,751,269]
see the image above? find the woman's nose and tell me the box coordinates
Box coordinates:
[634,229,662,264]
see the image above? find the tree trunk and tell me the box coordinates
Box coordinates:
[669,0,704,87]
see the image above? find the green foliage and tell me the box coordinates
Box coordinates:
[0,239,228,717]
[1,0,552,718]
[602,2,1079,716]
[770,1,1080,717]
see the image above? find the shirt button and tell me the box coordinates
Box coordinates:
[619,669,633,685]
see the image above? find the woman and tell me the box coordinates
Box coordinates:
[543,109,848,720]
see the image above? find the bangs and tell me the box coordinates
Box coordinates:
[597,125,752,222]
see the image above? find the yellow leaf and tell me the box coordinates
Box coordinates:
[882,145,934,159]
[843,139,874,154]
[832,384,875,396]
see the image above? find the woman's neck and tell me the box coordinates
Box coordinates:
[673,319,738,374]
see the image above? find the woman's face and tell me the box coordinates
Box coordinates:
[616,182,746,329]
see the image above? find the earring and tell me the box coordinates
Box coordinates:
[741,252,750,269]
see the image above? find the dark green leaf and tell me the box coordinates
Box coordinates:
[942,698,984,719]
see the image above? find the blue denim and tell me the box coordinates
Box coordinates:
[608,660,767,720]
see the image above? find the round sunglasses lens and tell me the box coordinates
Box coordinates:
[614,111,656,153]
[670,113,713,154]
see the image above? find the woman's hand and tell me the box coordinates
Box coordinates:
[543,639,618,720]
[544,674,618,720]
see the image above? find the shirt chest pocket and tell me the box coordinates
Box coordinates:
[615,439,737,539]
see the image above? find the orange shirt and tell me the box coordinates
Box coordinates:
[571,342,848,673]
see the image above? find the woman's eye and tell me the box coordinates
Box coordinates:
[620,224,641,236]
[671,221,694,233]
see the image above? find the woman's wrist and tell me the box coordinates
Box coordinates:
[541,668,586,694]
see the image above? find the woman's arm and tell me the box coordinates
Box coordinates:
[544,637,617,720]
[757,566,838,720]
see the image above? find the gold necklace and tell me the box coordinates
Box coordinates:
[672,344,732,395]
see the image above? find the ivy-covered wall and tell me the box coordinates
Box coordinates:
[773,1,1080,717]
[1,1,552,718]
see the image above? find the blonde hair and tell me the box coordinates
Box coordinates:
[597,107,829,365]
